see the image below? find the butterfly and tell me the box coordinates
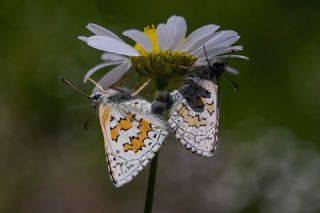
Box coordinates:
[89,84,168,187]
[62,75,168,187]
[167,61,238,156]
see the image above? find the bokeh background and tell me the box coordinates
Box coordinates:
[1,0,320,212]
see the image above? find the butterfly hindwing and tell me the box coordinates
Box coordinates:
[99,97,167,187]
[168,79,219,156]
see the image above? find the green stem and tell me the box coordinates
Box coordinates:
[144,153,159,213]
[144,79,167,213]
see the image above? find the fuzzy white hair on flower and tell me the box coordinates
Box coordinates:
[79,15,247,89]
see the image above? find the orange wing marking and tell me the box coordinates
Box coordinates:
[206,102,215,115]
[192,96,205,108]
[110,126,119,141]
[118,113,135,131]
[110,113,136,142]
[178,103,207,128]
[123,118,152,153]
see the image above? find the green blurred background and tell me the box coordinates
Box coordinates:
[1,0,320,212]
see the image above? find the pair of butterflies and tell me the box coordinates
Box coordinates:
[88,62,229,187]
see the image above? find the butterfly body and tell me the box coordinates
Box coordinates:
[91,89,168,187]
[188,62,226,83]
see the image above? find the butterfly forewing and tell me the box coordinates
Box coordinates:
[168,79,219,156]
[99,97,167,187]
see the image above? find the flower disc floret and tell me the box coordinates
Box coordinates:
[131,51,196,89]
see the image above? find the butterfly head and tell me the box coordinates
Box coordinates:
[89,92,104,109]
[208,61,227,80]
[89,88,114,107]
[188,62,225,83]
[89,87,134,108]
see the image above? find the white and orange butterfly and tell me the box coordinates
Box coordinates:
[168,61,239,157]
[64,77,168,187]
[90,80,168,187]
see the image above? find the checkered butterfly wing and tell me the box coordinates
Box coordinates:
[99,97,168,187]
[168,79,219,156]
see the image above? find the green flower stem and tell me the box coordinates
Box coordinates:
[144,79,168,213]
[144,153,159,213]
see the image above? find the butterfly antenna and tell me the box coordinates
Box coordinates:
[86,77,105,92]
[83,108,97,131]
[223,74,239,92]
[62,77,90,98]
[132,78,151,96]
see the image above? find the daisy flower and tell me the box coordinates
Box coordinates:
[79,15,247,89]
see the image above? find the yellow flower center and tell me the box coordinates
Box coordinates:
[135,25,160,55]
[131,25,196,90]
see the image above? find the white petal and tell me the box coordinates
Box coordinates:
[83,61,124,82]
[123,29,152,52]
[197,54,249,62]
[211,54,249,60]
[209,45,243,56]
[101,53,128,61]
[194,57,225,66]
[194,45,243,58]
[225,66,240,75]
[156,24,175,51]
[180,24,220,52]
[87,36,140,56]
[96,61,132,89]
[78,36,88,42]
[166,16,187,50]
[194,60,215,66]
[87,23,122,41]
[203,30,239,50]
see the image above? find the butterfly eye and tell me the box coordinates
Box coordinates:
[93,93,102,100]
